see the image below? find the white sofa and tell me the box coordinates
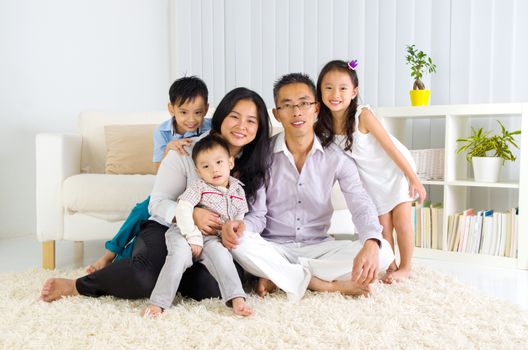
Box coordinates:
[36,110,354,269]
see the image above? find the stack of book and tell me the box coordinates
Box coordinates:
[412,201,444,250]
[446,208,519,258]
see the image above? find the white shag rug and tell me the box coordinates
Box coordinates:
[1,266,527,350]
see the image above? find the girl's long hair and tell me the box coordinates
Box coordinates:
[210,87,271,203]
[315,60,359,151]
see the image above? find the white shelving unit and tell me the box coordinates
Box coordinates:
[374,104,527,269]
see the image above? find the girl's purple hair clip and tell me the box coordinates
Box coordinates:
[348,59,358,70]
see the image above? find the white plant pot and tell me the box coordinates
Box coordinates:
[472,157,502,182]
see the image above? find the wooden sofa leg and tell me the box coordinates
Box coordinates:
[42,241,56,270]
[73,241,84,267]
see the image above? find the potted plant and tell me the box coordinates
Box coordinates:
[405,44,437,106]
[455,120,521,182]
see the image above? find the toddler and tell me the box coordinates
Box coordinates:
[142,134,252,317]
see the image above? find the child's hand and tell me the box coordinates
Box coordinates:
[190,244,203,257]
[409,177,427,205]
[167,138,193,156]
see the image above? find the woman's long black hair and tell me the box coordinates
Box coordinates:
[314,60,359,151]
[210,87,271,203]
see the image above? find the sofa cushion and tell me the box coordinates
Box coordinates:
[105,124,158,175]
[62,174,155,220]
[79,111,171,174]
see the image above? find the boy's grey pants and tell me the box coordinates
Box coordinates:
[149,225,246,310]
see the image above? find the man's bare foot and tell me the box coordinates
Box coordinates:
[86,250,116,274]
[141,304,163,318]
[40,278,79,302]
[231,297,252,317]
[309,276,371,297]
[383,266,411,284]
[335,280,372,297]
[256,278,277,297]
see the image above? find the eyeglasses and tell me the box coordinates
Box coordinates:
[276,101,317,112]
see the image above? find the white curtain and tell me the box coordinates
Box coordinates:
[169,0,528,108]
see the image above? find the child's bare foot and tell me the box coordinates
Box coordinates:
[383,267,411,284]
[141,304,163,318]
[256,278,277,297]
[40,278,79,302]
[382,261,399,284]
[86,250,116,274]
[231,297,252,317]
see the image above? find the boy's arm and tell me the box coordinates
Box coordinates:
[175,200,204,247]
[152,126,167,163]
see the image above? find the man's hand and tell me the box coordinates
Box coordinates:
[221,220,245,249]
[190,244,203,257]
[351,239,380,286]
[193,207,223,235]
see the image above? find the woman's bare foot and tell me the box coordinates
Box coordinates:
[256,278,277,297]
[231,297,252,317]
[40,278,79,302]
[383,266,411,284]
[141,304,163,318]
[86,250,116,274]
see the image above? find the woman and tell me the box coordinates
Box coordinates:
[40,87,271,302]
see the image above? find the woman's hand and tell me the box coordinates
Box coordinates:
[190,244,203,257]
[193,207,223,235]
[166,138,193,156]
[409,177,427,205]
[221,220,245,249]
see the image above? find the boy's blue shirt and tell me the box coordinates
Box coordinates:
[152,117,212,162]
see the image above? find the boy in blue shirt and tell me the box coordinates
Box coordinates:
[86,76,211,274]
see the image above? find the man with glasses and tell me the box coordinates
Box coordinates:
[222,73,395,299]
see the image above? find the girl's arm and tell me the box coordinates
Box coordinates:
[359,109,426,204]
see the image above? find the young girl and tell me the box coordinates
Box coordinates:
[86,76,211,273]
[315,60,426,282]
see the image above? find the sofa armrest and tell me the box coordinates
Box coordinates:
[36,133,82,242]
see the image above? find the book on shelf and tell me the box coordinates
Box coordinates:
[412,201,443,250]
[446,208,518,258]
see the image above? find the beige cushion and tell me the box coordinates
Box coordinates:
[62,174,155,219]
[104,124,158,175]
[79,111,171,174]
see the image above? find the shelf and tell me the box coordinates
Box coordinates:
[421,180,445,185]
[380,103,526,270]
[376,103,524,118]
[447,180,519,189]
[413,247,519,269]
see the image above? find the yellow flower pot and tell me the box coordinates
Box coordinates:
[409,89,431,106]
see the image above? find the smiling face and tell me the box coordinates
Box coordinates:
[272,83,319,139]
[320,70,358,116]
[220,99,259,155]
[168,96,209,135]
[194,145,234,188]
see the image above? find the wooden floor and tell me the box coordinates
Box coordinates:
[1,235,527,310]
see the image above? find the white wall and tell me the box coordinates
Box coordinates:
[0,0,170,238]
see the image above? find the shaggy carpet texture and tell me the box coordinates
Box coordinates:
[1,266,527,350]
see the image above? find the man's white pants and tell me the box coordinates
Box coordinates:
[231,232,395,299]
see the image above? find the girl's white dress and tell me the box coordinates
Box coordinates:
[335,105,416,215]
